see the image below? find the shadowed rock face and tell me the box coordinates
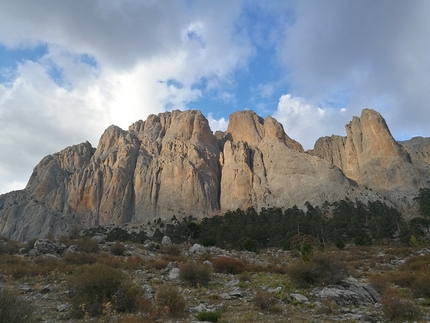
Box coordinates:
[1,109,430,241]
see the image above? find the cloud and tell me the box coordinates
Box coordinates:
[207,113,229,132]
[273,94,350,150]
[280,0,430,140]
[0,1,253,194]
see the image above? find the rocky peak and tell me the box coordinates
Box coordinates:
[224,110,303,151]
[310,109,430,211]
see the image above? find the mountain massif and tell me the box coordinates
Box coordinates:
[1,109,430,241]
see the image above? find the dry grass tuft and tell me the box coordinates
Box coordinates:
[212,256,246,274]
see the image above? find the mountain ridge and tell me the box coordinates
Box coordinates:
[1,108,430,241]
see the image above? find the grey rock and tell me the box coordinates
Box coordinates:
[290,293,309,304]
[267,287,282,293]
[161,236,172,246]
[33,239,60,255]
[65,245,78,253]
[40,285,54,294]
[190,303,207,313]
[189,243,206,255]
[142,284,154,300]
[220,293,232,300]
[165,261,178,272]
[19,284,34,293]
[144,241,159,251]
[91,235,106,244]
[229,287,243,298]
[168,268,181,280]
[314,281,380,306]
[42,253,58,259]
[226,279,240,287]
[56,304,70,312]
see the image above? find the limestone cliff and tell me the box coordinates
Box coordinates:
[219,111,351,211]
[1,108,429,241]
[309,109,430,210]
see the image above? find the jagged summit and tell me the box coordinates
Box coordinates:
[1,108,430,241]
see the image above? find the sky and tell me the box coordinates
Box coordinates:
[1,0,430,194]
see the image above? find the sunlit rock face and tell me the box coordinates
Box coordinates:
[1,108,430,241]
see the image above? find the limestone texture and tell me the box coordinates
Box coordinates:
[1,108,430,241]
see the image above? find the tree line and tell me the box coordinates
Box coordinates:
[163,190,430,250]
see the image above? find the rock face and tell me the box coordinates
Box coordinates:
[309,109,430,210]
[219,111,352,212]
[1,108,430,241]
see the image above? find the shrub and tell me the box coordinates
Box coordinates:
[196,310,221,322]
[179,262,211,287]
[286,253,346,287]
[122,256,146,270]
[201,236,216,247]
[242,238,257,252]
[154,285,186,318]
[368,274,390,294]
[107,228,132,242]
[381,292,421,320]
[0,238,21,255]
[334,237,345,250]
[411,272,430,298]
[163,245,181,256]
[145,258,169,271]
[76,237,99,253]
[0,287,34,323]
[62,252,97,266]
[212,257,246,274]
[253,292,277,310]
[110,241,126,256]
[68,263,141,317]
[409,235,419,247]
[401,254,430,271]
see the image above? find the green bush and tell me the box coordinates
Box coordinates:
[201,236,216,247]
[107,228,131,242]
[0,287,34,323]
[334,237,345,249]
[242,238,257,252]
[196,310,221,322]
[179,262,211,287]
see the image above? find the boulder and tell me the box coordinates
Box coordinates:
[189,243,206,255]
[313,281,380,306]
[168,268,181,280]
[32,239,61,255]
[161,236,172,246]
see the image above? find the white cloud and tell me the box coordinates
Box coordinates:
[0,1,253,194]
[273,94,350,150]
[280,0,430,140]
[207,113,229,132]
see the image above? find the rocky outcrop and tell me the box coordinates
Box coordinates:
[1,108,429,241]
[309,109,430,210]
[219,111,352,211]
[400,136,430,165]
